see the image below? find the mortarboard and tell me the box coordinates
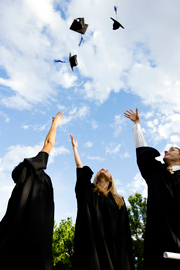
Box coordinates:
[110,17,124,30]
[70,17,88,35]
[69,53,78,71]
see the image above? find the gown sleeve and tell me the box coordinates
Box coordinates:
[133,123,147,148]
[24,151,49,171]
[12,152,49,184]
[136,146,161,184]
[75,166,93,203]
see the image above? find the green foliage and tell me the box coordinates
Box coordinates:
[127,192,147,270]
[52,217,75,270]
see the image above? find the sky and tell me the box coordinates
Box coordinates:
[1,0,180,224]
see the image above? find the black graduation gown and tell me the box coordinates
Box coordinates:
[137,147,180,270]
[0,152,54,270]
[72,166,134,270]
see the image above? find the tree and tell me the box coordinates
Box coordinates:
[127,192,147,270]
[52,217,75,270]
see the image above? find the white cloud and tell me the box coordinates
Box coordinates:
[34,124,47,131]
[22,124,47,131]
[61,105,89,125]
[110,115,126,137]
[115,173,147,201]
[127,173,147,198]
[1,95,32,110]
[141,111,154,119]
[87,156,105,162]
[170,135,180,144]
[0,0,77,110]
[0,111,9,122]
[0,0,180,115]
[142,112,180,144]
[57,104,66,111]
[22,125,29,130]
[91,120,98,130]
[49,146,70,164]
[115,179,127,197]
[84,141,93,148]
[81,81,112,104]
[121,151,131,159]
[106,143,121,155]
[157,114,180,140]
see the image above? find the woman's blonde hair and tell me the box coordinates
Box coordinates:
[93,172,124,209]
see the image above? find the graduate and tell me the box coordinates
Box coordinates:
[70,134,134,270]
[0,111,64,270]
[124,107,180,270]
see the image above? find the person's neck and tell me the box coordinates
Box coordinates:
[167,163,180,167]
[97,176,109,191]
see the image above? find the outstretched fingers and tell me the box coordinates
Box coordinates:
[124,107,140,123]
[57,111,64,119]
[52,111,64,125]
[124,109,134,118]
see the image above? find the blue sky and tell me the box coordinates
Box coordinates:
[1,0,180,223]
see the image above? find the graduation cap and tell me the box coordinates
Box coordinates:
[110,17,124,30]
[70,17,88,35]
[69,53,78,71]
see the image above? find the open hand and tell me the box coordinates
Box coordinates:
[124,107,140,124]
[52,111,64,126]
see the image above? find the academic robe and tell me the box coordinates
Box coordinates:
[72,166,134,270]
[0,151,54,270]
[137,147,180,270]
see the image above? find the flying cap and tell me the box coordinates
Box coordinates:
[70,17,88,35]
[110,17,124,30]
[69,53,78,71]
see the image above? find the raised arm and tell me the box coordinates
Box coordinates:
[124,107,147,148]
[41,111,64,154]
[125,108,160,183]
[70,134,83,168]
